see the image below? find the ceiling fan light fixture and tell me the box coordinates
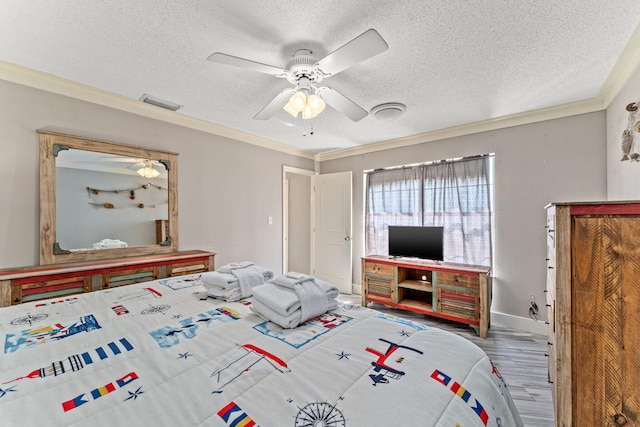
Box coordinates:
[283,101,299,118]
[137,166,160,178]
[302,104,314,120]
[307,94,326,115]
[284,90,326,119]
[289,91,307,112]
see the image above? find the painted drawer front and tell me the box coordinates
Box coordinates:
[363,262,394,277]
[365,276,394,300]
[168,260,210,276]
[436,271,479,289]
[103,267,157,288]
[13,275,91,305]
[436,287,479,321]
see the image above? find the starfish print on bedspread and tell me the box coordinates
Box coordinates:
[336,351,351,360]
[0,385,17,399]
[124,386,144,401]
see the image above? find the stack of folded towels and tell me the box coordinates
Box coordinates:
[201,262,274,302]
[250,272,339,328]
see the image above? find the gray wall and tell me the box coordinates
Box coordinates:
[320,112,608,320]
[0,79,314,272]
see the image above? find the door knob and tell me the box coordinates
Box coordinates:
[345,236,351,241]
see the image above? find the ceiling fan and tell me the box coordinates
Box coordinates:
[207,29,388,122]
[100,156,165,178]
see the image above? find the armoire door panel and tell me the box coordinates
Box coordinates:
[572,217,606,426]
[615,217,640,425]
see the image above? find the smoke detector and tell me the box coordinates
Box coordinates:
[370,103,406,122]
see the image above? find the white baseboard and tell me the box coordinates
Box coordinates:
[351,283,361,295]
[490,311,548,336]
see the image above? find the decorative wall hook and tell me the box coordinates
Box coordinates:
[622,102,640,161]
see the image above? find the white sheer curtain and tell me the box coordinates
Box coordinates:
[365,156,492,267]
[365,166,422,255]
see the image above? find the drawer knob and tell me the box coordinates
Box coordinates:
[614,414,628,426]
[14,297,21,303]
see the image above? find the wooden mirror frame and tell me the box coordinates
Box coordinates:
[39,131,179,265]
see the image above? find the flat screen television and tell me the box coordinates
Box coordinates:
[388,225,444,262]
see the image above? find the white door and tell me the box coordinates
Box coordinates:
[312,171,353,294]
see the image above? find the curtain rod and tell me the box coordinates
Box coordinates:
[365,153,493,174]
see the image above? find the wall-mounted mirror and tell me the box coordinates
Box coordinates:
[39,131,179,264]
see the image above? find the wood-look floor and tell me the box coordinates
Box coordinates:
[338,295,555,427]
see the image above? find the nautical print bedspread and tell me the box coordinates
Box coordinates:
[0,274,522,426]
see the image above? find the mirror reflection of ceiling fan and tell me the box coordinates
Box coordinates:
[100,156,164,178]
[207,29,388,122]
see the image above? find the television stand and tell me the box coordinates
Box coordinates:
[361,255,491,338]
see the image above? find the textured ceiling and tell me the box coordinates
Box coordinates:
[1,1,640,156]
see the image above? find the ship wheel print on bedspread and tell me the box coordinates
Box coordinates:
[292,399,346,427]
[9,313,48,327]
[216,397,347,427]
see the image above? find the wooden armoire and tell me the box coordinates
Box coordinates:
[546,202,640,426]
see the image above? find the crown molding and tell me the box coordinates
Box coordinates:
[599,21,640,107]
[0,61,315,160]
[315,98,604,162]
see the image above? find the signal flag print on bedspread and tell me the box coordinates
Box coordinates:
[430,369,489,426]
[61,372,139,412]
[218,401,258,427]
[3,338,134,384]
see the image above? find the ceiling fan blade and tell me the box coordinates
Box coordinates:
[207,52,286,77]
[254,88,296,120]
[315,29,388,76]
[317,86,368,122]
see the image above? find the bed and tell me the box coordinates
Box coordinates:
[0,273,522,426]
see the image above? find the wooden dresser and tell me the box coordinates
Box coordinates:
[0,250,215,307]
[546,202,640,426]
[362,255,491,338]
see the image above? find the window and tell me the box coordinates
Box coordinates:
[365,155,493,266]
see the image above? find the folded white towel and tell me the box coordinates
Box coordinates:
[272,273,314,288]
[232,265,268,298]
[206,286,241,302]
[251,298,339,329]
[250,299,302,329]
[201,271,238,289]
[251,275,339,326]
[202,265,274,302]
[217,261,255,274]
[252,282,301,316]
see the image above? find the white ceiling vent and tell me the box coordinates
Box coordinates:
[139,94,183,111]
[370,103,406,122]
